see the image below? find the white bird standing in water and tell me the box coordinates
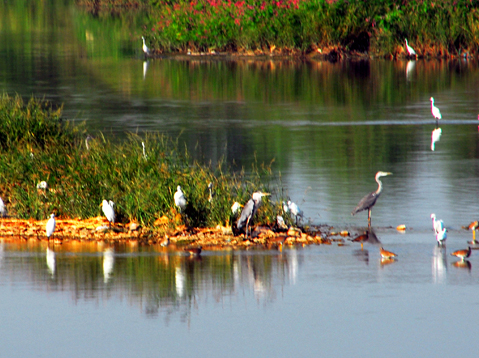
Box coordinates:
[405,39,416,57]
[46,214,56,239]
[101,200,115,229]
[237,192,270,239]
[141,36,150,55]
[436,227,447,246]
[431,213,446,246]
[287,200,304,225]
[174,185,187,212]
[430,97,442,120]
[0,196,7,218]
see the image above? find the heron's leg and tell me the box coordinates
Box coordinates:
[245,216,251,239]
[367,209,372,228]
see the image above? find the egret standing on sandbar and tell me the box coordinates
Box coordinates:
[46,213,56,239]
[174,185,187,212]
[287,200,303,225]
[237,191,270,239]
[0,196,7,218]
[430,97,442,121]
[405,39,416,57]
[141,36,150,56]
[101,200,115,229]
[352,171,392,228]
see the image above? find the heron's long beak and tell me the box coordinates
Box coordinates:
[99,202,103,207]
[386,172,392,175]
[263,192,271,196]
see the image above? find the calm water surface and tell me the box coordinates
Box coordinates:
[1,1,479,357]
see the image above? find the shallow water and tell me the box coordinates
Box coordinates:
[1,1,479,356]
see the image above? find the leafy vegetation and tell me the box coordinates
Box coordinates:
[0,94,278,227]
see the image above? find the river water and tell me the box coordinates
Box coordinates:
[1,1,479,357]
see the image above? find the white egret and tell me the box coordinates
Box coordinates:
[46,247,55,276]
[103,248,114,283]
[101,200,115,229]
[37,181,48,190]
[405,39,416,57]
[287,200,303,225]
[436,227,447,246]
[231,202,243,215]
[46,214,56,239]
[85,135,92,150]
[430,213,445,235]
[141,36,150,55]
[282,201,289,214]
[142,141,148,160]
[174,185,187,212]
[430,97,442,120]
[431,128,442,151]
[352,171,392,228]
[208,182,214,202]
[276,215,288,230]
[237,191,270,239]
[0,196,7,218]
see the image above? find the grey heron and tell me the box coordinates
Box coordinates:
[352,171,392,228]
[430,97,442,120]
[237,191,270,239]
[141,36,150,55]
[101,200,115,229]
[174,185,187,212]
[0,196,7,218]
[46,213,56,239]
[405,39,416,57]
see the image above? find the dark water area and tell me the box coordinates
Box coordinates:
[1,1,479,356]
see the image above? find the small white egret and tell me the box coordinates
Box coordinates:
[208,182,214,202]
[276,215,288,230]
[283,201,289,214]
[85,135,92,151]
[37,181,48,190]
[0,196,7,218]
[141,36,150,55]
[430,213,445,235]
[46,247,55,276]
[237,192,270,239]
[352,171,392,228]
[103,248,114,283]
[142,141,148,160]
[231,202,243,215]
[287,200,303,225]
[101,200,115,229]
[431,127,442,151]
[430,97,442,120]
[46,213,56,239]
[174,185,187,212]
[436,227,447,246]
[405,39,416,57]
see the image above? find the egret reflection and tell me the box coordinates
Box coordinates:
[406,60,415,80]
[143,61,148,80]
[46,247,55,276]
[432,245,447,284]
[103,248,114,283]
[431,127,442,151]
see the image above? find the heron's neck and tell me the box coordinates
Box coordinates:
[375,177,383,194]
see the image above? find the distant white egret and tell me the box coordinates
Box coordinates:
[287,200,303,225]
[46,214,56,239]
[103,248,114,283]
[430,97,442,120]
[430,213,444,235]
[436,227,447,246]
[237,192,270,239]
[431,127,442,151]
[405,39,416,57]
[282,201,289,214]
[37,181,48,190]
[46,247,55,276]
[101,200,115,229]
[0,196,7,218]
[85,135,92,150]
[174,185,187,212]
[276,215,288,230]
[142,141,148,160]
[141,36,150,55]
[231,202,243,215]
[208,182,214,202]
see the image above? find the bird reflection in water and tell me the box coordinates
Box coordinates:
[352,248,369,265]
[431,127,442,151]
[103,248,114,283]
[406,60,415,81]
[46,247,55,276]
[380,257,397,266]
[432,245,447,283]
[143,61,148,80]
[452,260,472,271]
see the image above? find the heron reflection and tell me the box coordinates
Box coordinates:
[432,245,447,284]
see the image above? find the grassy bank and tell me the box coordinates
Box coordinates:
[78,0,479,57]
[0,94,277,228]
